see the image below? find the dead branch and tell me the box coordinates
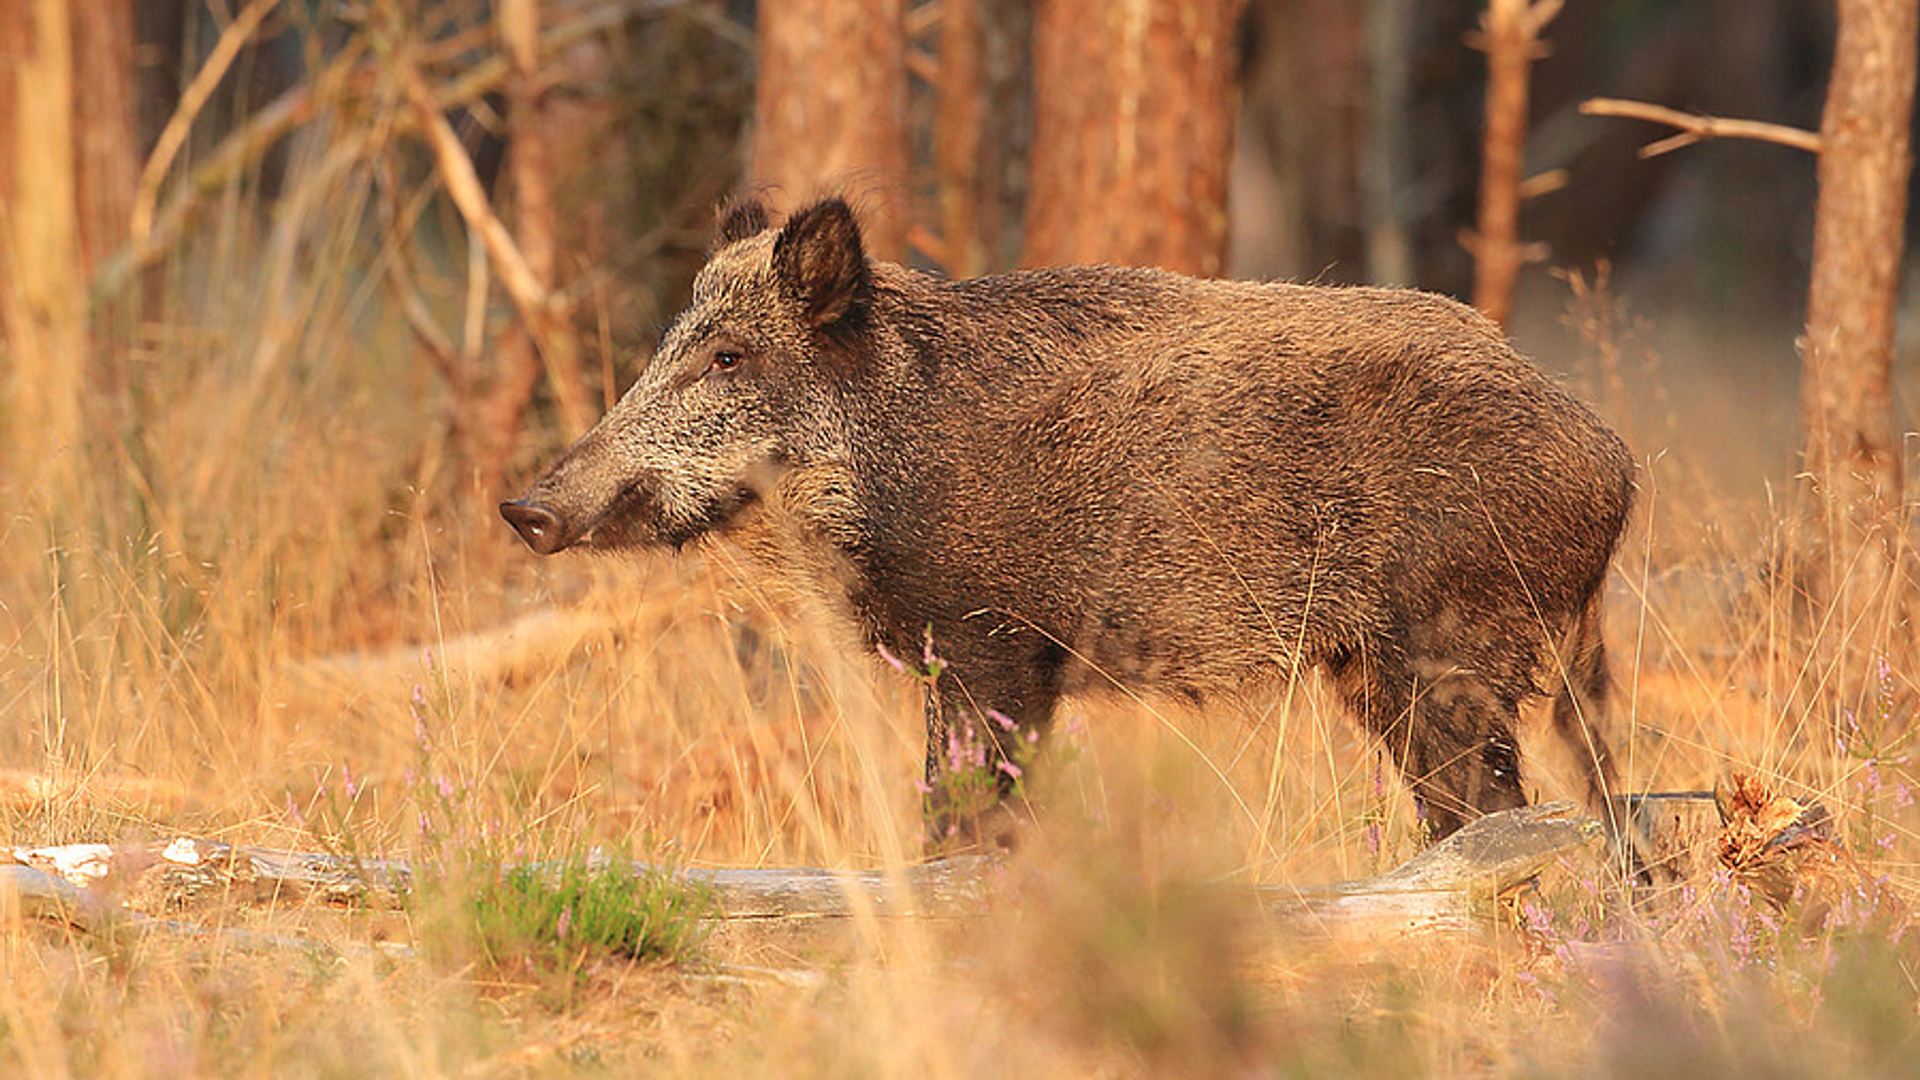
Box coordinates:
[906,47,939,85]
[1579,97,1823,157]
[1716,773,1892,924]
[0,864,392,959]
[1610,791,1723,893]
[400,63,556,334]
[1262,801,1599,937]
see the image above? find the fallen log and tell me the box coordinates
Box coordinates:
[1255,801,1602,937]
[286,605,621,691]
[6,802,1602,949]
[0,863,389,958]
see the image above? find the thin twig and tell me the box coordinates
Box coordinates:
[1580,97,1823,157]
[132,0,285,246]
[462,215,491,371]
[374,155,463,388]
[400,61,558,333]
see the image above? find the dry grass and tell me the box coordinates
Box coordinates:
[4,54,1920,1080]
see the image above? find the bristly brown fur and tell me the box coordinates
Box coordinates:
[507,197,1635,848]
[713,197,772,250]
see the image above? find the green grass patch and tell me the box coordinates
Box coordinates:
[463,851,714,971]
[419,846,715,990]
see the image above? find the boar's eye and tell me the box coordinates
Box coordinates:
[707,349,743,376]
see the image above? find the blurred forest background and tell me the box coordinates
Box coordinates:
[3,0,1909,504]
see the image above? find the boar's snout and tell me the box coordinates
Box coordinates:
[499,500,570,555]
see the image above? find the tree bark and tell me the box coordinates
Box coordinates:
[1229,0,1366,283]
[933,0,1029,277]
[0,2,137,471]
[751,0,909,260]
[1025,0,1247,276]
[934,0,986,278]
[0,2,80,471]
[1799,0,1917,623]
[72,4,137,278]
[1364,0,1416,286]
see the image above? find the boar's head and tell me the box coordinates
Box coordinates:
[500,197,871,555]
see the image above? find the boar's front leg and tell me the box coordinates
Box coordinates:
[918,642,1065,852]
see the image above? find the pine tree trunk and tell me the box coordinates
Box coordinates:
[934,0,1029,277]
[751,0,908,260]
[0,1,83,470]
[1799,0,1917,632]
[1025,0,1247,276]
[935,0,986,278]
[0,2,137,472]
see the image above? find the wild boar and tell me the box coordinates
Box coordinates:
[502,196,1633,845]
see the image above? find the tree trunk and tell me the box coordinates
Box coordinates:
[473,0,592,494]
[1799,0,1917,627]
[1229,0,1367,283]
[0,2,137,472]
[1364,0,1415,286]
[72,5,137,279]
[0,3,112,474]
[751,0,909,260]
[1470,0,1559,329]
[934,0,986,278]
[1025,0,1247,276]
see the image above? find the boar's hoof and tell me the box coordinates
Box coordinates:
[499,500,568,555]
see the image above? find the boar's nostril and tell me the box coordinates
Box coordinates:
[499,500,568,555]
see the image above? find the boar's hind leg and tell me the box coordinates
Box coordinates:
[1330,641,1528,840]
[919,654,1063,852]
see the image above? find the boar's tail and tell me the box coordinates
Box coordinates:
[1548,585,1621,819]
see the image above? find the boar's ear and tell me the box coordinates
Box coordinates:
[713,197,771,250]
[772,198,869,329]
